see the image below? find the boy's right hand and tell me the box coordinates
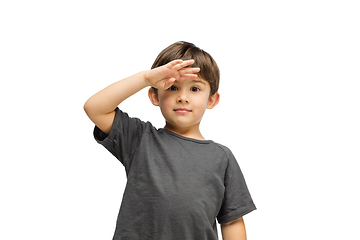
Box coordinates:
[144,59,200,90]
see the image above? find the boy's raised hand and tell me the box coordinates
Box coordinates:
[145,59,200,90]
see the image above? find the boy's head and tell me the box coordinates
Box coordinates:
[151,41,220,96]
[148,41,220,133]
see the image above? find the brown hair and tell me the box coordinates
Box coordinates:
[151,41,220,96]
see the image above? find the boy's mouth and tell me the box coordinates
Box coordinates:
[174,108,192,114]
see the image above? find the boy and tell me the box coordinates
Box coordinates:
[84,41,256,240]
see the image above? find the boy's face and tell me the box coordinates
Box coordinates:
[148,78,219,132]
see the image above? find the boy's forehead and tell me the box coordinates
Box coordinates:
[175,78,208,85]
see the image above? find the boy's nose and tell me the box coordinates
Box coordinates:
[177,93,189,103]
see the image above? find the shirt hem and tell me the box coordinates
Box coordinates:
[217,203,257,224]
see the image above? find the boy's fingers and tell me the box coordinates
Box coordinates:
[168,59,183,67]
[182,59,195,66]
[179,74,199,81]
[178,67,200,75]
[173,59,195,70]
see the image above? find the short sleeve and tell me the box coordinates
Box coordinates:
[217,149,256,224]
[93,108,148,166]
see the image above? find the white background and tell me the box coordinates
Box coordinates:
[1,0,359,239]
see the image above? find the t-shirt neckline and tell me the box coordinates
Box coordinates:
[160,128,213,144]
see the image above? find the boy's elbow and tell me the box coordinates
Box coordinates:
[83,98,95,116]
[83,99,90,114]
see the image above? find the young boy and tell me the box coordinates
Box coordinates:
[84,41,256,240]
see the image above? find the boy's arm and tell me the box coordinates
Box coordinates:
[221,217,247,240]
[84,59,200,134]
[84,71,148,134]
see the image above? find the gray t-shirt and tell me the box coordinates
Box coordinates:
[94,108,256,240]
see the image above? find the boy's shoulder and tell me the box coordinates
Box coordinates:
[210,141,234,157]
[212,141,231,152]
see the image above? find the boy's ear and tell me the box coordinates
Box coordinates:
[207,92,220,109]
[148,87,160,106]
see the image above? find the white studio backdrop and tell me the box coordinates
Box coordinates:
[1,0,359,239]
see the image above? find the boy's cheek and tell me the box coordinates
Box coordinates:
[159,95,172,107]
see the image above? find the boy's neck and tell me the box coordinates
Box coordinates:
[164,122,205,141]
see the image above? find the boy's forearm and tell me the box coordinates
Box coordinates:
[221,217,247,240]
[84,71,149,116]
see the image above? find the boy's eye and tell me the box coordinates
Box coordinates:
[168,85,178,91]
[191,86,200,92]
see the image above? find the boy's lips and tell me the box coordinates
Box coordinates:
[174,108,192,114]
